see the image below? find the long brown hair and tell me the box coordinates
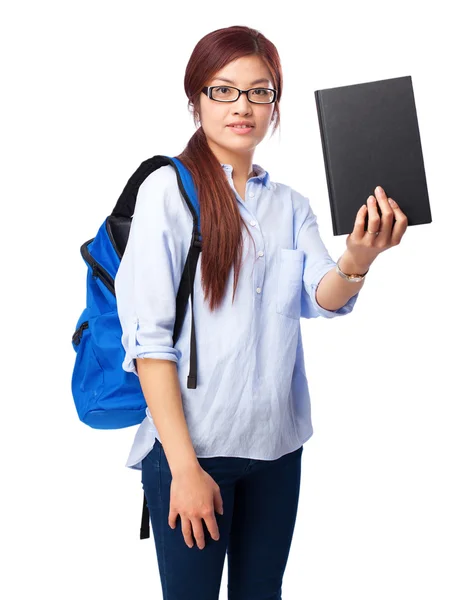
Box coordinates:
[174,25,283,311]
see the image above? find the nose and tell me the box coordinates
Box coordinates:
[232,91,252,114]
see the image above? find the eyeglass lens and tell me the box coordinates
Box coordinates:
[211,86,274,103]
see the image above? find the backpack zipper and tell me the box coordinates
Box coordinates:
[72,320,89,346]
[80,239,115,296]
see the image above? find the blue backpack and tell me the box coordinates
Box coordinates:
[71,155,203,539]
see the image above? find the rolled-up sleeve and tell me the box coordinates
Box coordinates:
[114,167,187,376]
[295,194,359,319]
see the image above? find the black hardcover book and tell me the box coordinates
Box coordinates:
[314,75,432,235]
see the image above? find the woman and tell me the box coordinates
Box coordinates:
[114,24,407,600]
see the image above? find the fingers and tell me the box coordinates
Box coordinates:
[366,193,381,235]
[180,515,207,549]
[353,186,408,248]
[214,487,224,516]
[181,515,195,548]
[354,186,397,240]
[351,194,382,239]
[353,204,368,237]
[388,197,408,245]
[204,512,221,543]
[373,186,395,242]
[168,507,178,529]
[176,509,221,549]
[168,476,224,550]
[374,186,408,245]
[191,517,206,550]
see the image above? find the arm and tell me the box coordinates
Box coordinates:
[295,194,361,318]
[136,359,200,476]
[114,167,201,477]
[315,249,369,312]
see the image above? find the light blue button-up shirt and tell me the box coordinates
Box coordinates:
[114,161,359,469]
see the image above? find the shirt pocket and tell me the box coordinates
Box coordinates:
[276,248,305,320]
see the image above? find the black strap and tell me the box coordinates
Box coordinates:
[186,235,202,388]
[173,229,202,387]
[140,492,150,539]
[112,156,173,220]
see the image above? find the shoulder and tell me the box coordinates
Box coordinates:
[270,179,316,220]
[136,164,179,204]
[134,164,190,224]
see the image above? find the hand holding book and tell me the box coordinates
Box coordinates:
[344,184,408,270]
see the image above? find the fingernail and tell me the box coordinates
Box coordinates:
[388,198,396,206]
[368,196,375,203]
[375,186,382,194]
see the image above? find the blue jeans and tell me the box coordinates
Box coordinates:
[141,437,303,600]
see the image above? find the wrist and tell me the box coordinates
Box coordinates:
[338,250,371,275]
[170,455,201,478]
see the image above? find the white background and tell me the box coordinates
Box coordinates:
[2,1,467,598]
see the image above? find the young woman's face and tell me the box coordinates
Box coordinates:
[199,55,276,159]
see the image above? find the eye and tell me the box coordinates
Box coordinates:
[214,86,230,94]
[252,88,268,95]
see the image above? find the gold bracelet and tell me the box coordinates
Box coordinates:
[335,255,369,282]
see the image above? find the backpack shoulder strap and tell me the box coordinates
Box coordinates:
[169,156,201,237]
[110,154,201,239]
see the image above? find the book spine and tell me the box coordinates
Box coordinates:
[314,91,340,236]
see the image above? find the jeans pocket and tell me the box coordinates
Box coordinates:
[276,248,305,320]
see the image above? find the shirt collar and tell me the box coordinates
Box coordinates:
[220,162,271,190]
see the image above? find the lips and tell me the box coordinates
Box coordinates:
[227,122,254,128]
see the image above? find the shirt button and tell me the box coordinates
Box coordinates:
[249,192,255,198]
[250,219,257,226]
[256,287,262,294]
[258,250,264,257]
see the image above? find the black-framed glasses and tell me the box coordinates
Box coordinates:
[202,85,277,104]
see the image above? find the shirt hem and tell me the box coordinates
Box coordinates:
[125,429,314,471]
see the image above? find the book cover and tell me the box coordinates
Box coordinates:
[314,75,432,235]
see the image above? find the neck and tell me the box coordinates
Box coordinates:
[206,139,255,180]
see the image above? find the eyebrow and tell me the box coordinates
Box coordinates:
[211,77,271,86]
